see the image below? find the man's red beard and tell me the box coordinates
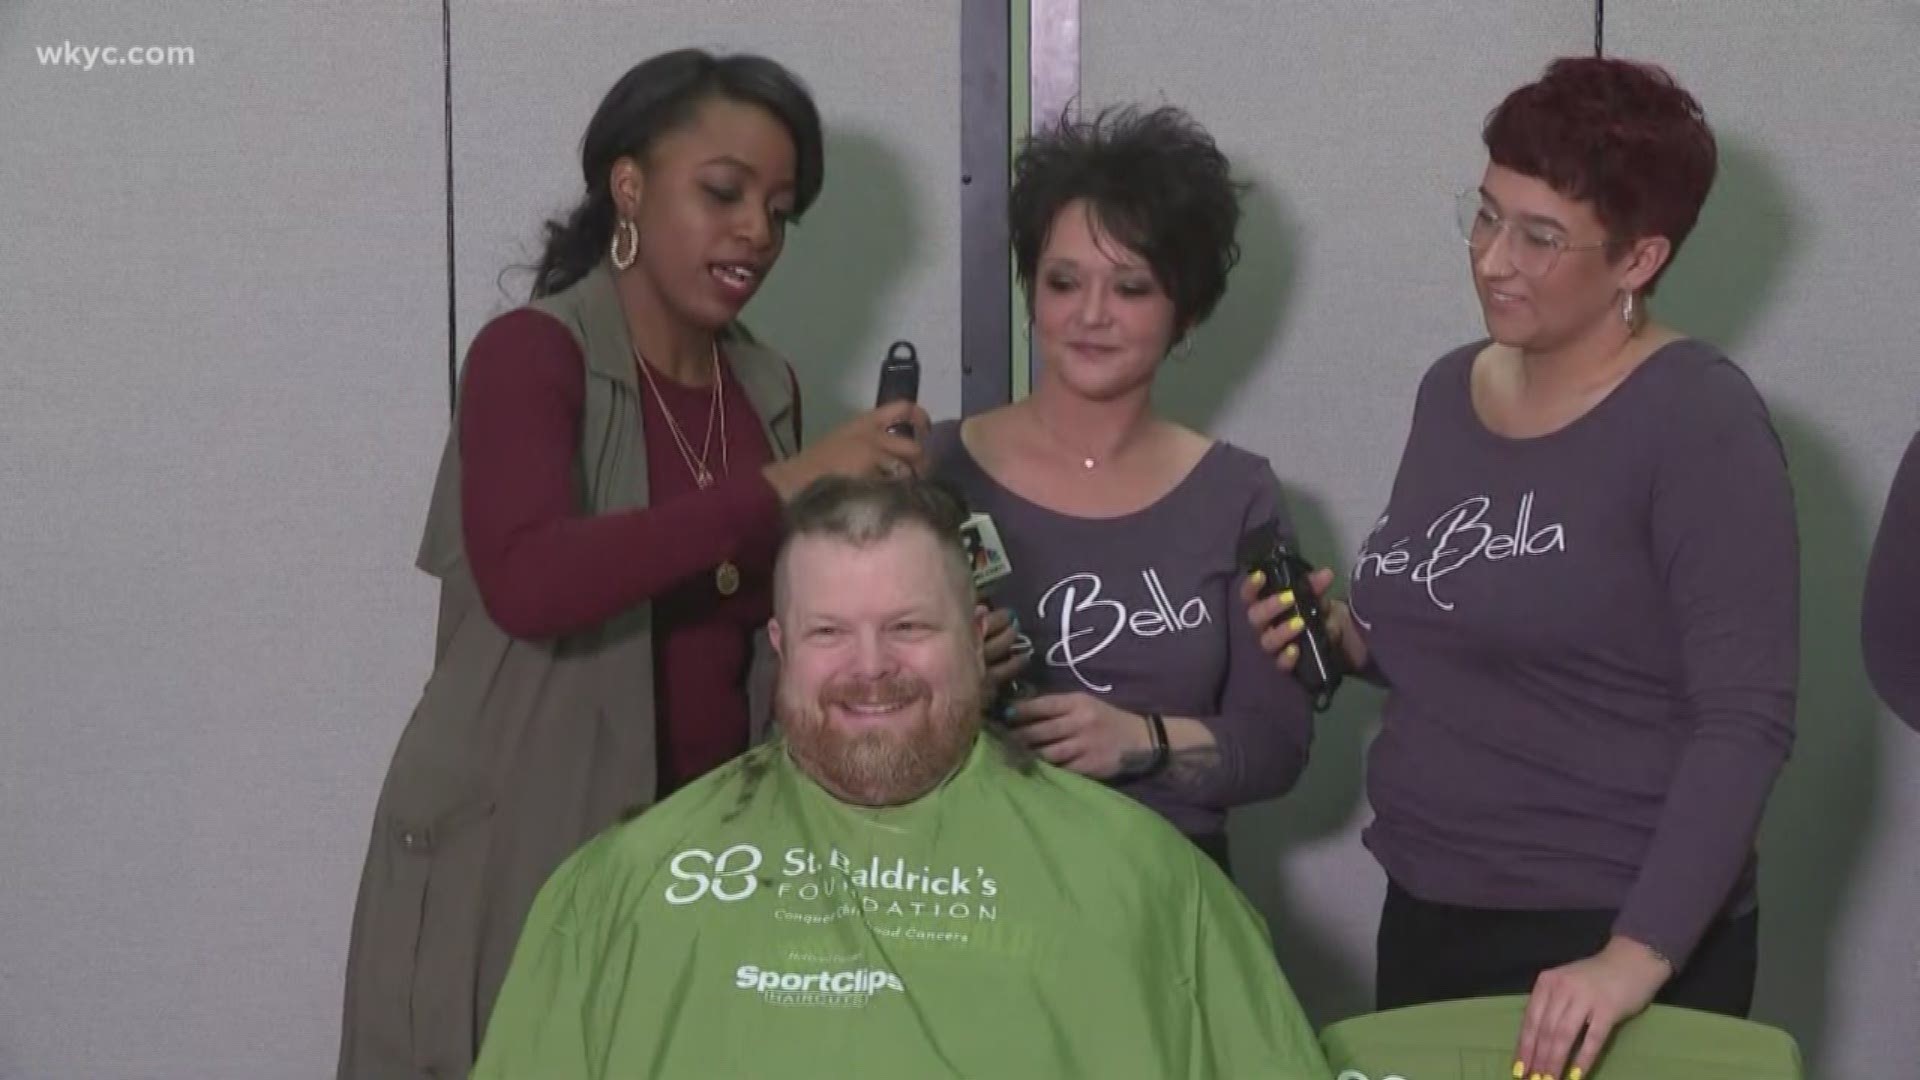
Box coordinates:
[778,670,982,806]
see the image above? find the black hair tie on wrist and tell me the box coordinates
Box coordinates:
[1143,712,1170,776]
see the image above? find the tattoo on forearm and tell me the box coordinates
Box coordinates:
[1117,745,1222,786]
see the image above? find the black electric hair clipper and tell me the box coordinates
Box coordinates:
[1238,519,1344,712]
[875,341,921,439]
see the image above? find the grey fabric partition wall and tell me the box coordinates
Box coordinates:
[1604,5,1920,1076]
[1082,2,1920,1076]
[0,3,449,1076]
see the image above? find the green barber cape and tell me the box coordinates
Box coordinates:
[475,736,1331,1079]
[1319,997,1804,1080]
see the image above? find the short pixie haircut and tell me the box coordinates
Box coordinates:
[1009,104,1243,334]
[1484,56,1717,294]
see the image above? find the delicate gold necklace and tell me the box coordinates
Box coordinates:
[633,342,741,596]
[1033,405,1125,471]
[634,342,726,489]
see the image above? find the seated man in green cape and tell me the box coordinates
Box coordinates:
[476,476,1330,1079]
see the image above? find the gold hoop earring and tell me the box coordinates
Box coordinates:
[610,218,639,270]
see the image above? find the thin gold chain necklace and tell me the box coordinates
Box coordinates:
[633,342,742,596]
[633,341,727,489]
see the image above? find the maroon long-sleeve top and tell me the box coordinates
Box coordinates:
[456,308,795,793]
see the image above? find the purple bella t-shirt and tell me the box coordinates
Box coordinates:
[1348,339,1799,965]
[1862,428,1920,731]
[929,422,1313,839]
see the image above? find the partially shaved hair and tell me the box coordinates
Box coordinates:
[772,476,975,618]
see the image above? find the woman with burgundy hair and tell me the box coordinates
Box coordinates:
[1246,57,1798,1079]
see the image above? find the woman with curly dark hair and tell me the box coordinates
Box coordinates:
[1248,57,1798,1079]
[930,105,1316,875]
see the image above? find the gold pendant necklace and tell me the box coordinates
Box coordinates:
[1035,410,1105,470]
[713,561,741,597]
[634,342,739,596]
[634,342,725,487]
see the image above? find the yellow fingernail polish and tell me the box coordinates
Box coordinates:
[1283,645,1298,661]
[1289,616,1306,632]
[1277,589,1295,606]
[1250,570,1265,587]
[1570,1068,1584,1080]
[1511,1065,1524,1080]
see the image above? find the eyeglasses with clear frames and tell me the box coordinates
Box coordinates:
[1454,189,1609,278]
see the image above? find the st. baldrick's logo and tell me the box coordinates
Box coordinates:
[665,844,1001,921]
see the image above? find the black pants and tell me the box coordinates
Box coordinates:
[1375,880,1757,1016]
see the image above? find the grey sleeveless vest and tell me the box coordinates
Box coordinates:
[337,260,797,1079]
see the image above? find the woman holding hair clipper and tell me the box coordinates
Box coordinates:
[931,104,1316,873]
[338,50,926,1078]
[1246,58,1798,1080]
